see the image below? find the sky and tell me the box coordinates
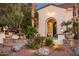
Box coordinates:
[36,3,46,9]
[36,3,62,9]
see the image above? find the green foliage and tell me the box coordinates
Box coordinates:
[26,40,38,49]
[61,21,72,31]
[45,37,53,46]
[34,37,45,45]
[0,3,38,33]
[61,21,72,26]
[0,4,24,30]
[23,25,36,38]
[26,37,45,49]
[26,37,53,49]
[21,4,32,29]
[0,3,33,32]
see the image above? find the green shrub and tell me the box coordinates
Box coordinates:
[34,37,45,44]
[26,37,46,49]
[45,37,53,46]
[26,40,38,49]
[23,25,36,39]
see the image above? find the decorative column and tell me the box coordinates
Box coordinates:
[31,3,36,27]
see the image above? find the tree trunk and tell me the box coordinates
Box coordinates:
[73,4,78,33]
[31,3,36,27]
[73,4,79,39]
[66,25,69,32]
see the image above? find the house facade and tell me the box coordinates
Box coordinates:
[37,4,73,44]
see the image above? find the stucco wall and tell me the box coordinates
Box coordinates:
[37,5,73,37]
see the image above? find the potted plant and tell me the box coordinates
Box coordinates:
[61,21,73,39]
[61,21,72,32]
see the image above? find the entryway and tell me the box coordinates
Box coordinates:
[47,18,57,37]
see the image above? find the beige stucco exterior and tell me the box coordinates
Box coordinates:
[37,5,73,44]
[37,5,73,36]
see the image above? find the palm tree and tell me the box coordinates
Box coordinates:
[61,21,72,32]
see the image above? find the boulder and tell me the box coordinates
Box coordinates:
[11,43,24,52]
[36,47,50,56]
[73,46,79,55]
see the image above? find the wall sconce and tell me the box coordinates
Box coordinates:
[47,11,55,17]
[60,28,64,33]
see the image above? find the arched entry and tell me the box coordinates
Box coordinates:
[47,18,57,37]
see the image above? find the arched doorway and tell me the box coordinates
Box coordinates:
[47,18,57,37]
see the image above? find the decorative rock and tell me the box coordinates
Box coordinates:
[12,34,19,39]
[11,43,24,52]
[73,46,79,55]
[36,47,50,56]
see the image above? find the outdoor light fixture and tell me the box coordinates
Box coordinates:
[47,11,55,17]
[60,28,64,33]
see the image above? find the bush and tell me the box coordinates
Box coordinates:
[26,37,46,49]
[26,40,38,49]
[45,37,53,46]
[26,37,53,49]
[23,25,36,39]
[34,37,45,44]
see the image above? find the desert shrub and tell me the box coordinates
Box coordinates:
[45,37,53,46]
[23,25,36,39]
[26,37,46,49]
[26,40,38,49]
[34,37,45,44]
